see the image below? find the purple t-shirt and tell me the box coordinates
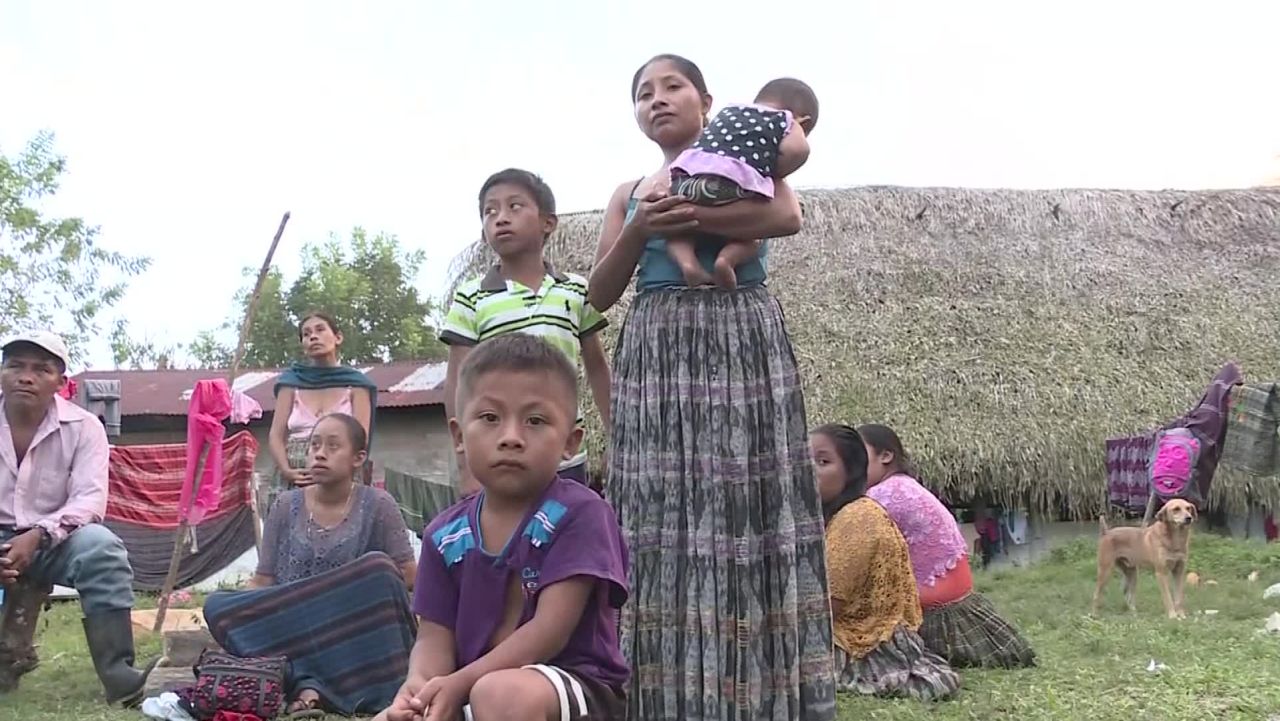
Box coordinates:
[413,478,630,689]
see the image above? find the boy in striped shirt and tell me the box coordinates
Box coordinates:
[441,169,611,497]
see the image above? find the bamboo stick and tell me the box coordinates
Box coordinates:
[152,442,211,633]
[151,211,291,632]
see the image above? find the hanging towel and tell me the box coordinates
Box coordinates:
[181,379,233,525]
[228,390,263,425]
[1221,383,1280,476]
[81,378,122,436]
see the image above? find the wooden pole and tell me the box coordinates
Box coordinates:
[229,211,291,552]
[153,442,211,633]
[151,212,291,632]
[230,212,291,384]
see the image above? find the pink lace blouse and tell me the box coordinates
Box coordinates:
[286,388,353,439]
[866,473,968,589]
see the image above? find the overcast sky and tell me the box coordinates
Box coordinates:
[3,0,1277,369]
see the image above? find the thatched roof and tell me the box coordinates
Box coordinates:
[449,186,1280,517]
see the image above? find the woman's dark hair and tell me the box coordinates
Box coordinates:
[298,311,341,340]
[312,412,368,452]
[812,423,869,523]
[630,53,709,101]
[857,423,913,476]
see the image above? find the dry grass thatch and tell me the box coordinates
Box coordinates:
[449,186,1280,517]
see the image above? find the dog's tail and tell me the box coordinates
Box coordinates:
[1098,515,1110,534]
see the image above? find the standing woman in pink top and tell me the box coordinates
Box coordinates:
[266,312,376,508]
[859,424,1036,668]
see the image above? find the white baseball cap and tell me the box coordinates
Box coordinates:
[2,330,71,371]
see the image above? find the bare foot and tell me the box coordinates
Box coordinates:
[712,256,739,290]
[679,262,714,288]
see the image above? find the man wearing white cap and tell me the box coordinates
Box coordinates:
[0,331,154,706]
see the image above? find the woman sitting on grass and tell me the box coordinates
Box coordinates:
[203,413,417,717]
[810,424,960,702]
[859,423,1036,669]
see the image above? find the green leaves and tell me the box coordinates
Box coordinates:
[0,132,149,360]
[201,228,446,369]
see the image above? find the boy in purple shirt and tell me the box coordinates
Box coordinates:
[375,334,628,721]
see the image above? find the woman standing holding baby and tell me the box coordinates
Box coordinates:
[590,54,834,721]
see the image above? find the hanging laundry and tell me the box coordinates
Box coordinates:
[228,390,263,425]
[1106,434,1155,513]
[1221,383,1280,476]
[181,379,233,525]
[80,378,122,436]
[1162,362,1243,506]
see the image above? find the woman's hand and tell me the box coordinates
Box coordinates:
[285,467,314,487]
[625,190,699,240]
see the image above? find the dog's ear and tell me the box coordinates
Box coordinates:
[1188,503,1198,520]
[1155,504,1168,523]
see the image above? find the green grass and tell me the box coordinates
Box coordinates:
[5,536,1280,720]
[838,535,1280,720]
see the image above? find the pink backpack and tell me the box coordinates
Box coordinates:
[1148,427,1201,502]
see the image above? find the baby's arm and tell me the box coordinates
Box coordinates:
[775,126,811,179]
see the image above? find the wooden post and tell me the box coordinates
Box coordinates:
[229,211,290,554]
[229,212,291,384]
[152,442,211,633]
[151,212,291,632]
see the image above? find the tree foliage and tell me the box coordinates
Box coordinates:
[199,228,445,368]
[0,132,149,358]
[109,318,179,370]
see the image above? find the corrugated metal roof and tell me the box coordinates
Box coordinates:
[74,361,445,417]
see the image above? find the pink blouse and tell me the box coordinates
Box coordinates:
[286,388,354,439]
[867,473,968,589]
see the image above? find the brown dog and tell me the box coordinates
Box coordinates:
[1091,499,1197,619]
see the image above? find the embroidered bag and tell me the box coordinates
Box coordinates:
[177,649,287,720]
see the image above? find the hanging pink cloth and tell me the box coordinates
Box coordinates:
[58,377,78,400]
[229,390,263,425]
[181,379,233,524]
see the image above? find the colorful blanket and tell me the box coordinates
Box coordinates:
[1106,434,1155,513]
[1107,363,1243,512]
[105,431,258,591]
[1221,383,1280,476]
[204,552,416,715]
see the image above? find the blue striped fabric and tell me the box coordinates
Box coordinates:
[203,552,416,715]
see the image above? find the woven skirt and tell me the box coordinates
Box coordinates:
[263,436,310,517]
[203,552,417,715]
[835,626,960,702]
[608,287,836,721]
[919,591,1037,668]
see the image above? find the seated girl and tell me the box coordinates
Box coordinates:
[859,424,1036,668]
[810,424,960,702]
[203,413,418,716]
